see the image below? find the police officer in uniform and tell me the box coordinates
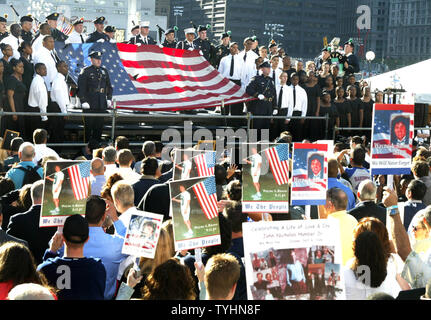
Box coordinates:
[215,32,230,69]
[0,16,8,42]
[20,15,34,43]
[343,39,359,79]
[86,17,110,43]
[246,61,277,141]
[46,13,68,42]
[78,51,113,143]
[162,27,177,48]
[193,25,215,64]
[129,21,157,45]
[177,27,197,50]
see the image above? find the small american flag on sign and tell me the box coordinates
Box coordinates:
[193,177,218,220]
[265,144,289,185]
[194,152,216,177]
[67,162,90,201]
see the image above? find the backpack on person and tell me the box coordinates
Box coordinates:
[16,165,42,185]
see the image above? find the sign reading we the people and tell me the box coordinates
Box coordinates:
[242,143,290,213]
[122,211,164,259]
[169,176,221,251]
[40,161,90,227]
[243,219,345,300]
[370,104,414,175]
[291,143,328,205]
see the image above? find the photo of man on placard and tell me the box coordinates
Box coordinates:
[307,152,324,180]
[390,114,410,146]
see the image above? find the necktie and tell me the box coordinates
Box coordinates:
[229,55,234,77]
[243,51,247,62]
[272,70,276,81]
[278,86,283,109]
[80,34,84,43]
[293,85,296,109]
[144,37,148,45]
[51,51,57,63]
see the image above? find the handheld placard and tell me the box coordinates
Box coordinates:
[195,248,202,267]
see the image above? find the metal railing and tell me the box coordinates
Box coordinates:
[0,108,330,148]
[333,126,430,141]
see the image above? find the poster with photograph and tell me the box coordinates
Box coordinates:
[122,211,164,259]
[370,104,414,175]
[242,143,290,213]
[169,176,221,251]
[173,149,216,181]
[243,219,345,300]
[1,129,19,150]
[291,143,328,206]
[40,160,90,227]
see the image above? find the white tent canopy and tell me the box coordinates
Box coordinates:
[365,58,431,104]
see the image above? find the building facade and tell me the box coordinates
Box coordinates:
[169,0,337,60]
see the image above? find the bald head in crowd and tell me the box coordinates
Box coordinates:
[19,142,35,161]
[357,179,377,202]
[91,158,105,176]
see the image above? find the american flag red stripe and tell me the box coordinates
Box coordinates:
[67,163,90,201]
[194,153,215,177]
[193,181,218,220]
[114,43,251,111]
[265,146,289,185]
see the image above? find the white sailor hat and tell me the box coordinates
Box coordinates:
[184,27,195,34]
[140,21,150,28]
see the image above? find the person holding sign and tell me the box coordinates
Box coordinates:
[243,147,262,200]
[172,185,193,237]
[46,165,64,215]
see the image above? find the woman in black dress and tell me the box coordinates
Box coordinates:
[303,71,321,141]
[334,86,351,138]
[317,62,331,88]
[18,41,34,91]
[346,85,363,135]
[4,59,27,137]
[322,76,336,101]
[0,44,13,84]
[361,86,374,141]
[317,90,339,139]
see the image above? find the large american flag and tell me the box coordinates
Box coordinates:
[192,177,218,220]
[194,151,216,177]
[67,162,91,201]
[264,144,289,185]
[54,42,251,111]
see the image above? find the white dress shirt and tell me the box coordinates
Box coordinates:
[33,144,60,165]
[33,46,58,91]
[50,73,70,113]
[281,84,308,118]
[67,30,87,44]
[28,74,48,121]
[269,67,282,88]
[32,35,44,53]
[118,167,141,185]
[0,35,22,60]
[218,53,246,82]
[238,49,258,68]
[104,164,119,179]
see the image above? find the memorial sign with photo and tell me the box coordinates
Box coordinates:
[243,219,345,300]
[169,176,221,251]
[173,149,216,181]
[370,104,414,175]
[242,143,290,213]
[40,160,90,227]
[122,211,164,259]
[291,143,328,205]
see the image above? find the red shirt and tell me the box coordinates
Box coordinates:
[0,281,14,300]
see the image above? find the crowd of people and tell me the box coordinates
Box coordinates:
[0,11,430,302]
[0,125,427,301]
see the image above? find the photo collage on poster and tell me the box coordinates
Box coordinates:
[249,246,342,300]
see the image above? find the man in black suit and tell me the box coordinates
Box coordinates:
[0,202,28,247]
[132,157,161,208]
[6,180,56,264]
[347,179,386,225]
[401,179,427,231]
[343,39,359,79]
